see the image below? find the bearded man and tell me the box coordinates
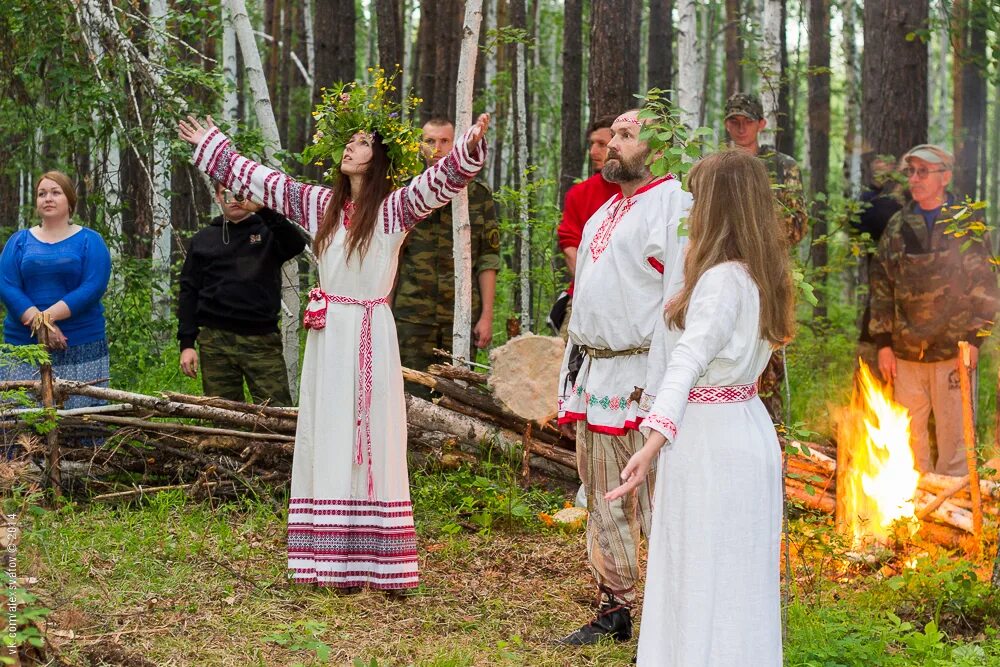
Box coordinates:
[556,109,692,645]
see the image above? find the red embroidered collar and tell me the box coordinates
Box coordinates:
[589,174,676,263]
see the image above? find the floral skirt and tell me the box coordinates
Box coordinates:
[1,338,109,410]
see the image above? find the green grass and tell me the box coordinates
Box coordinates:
[15,462,1000,666]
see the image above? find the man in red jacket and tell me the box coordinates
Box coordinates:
[553,114,622,336]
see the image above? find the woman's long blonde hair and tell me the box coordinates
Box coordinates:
[665,150,795,346]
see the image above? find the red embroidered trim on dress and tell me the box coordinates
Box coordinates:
[588,175,676,263]
[687,383,758,403]
[645,413,678,440]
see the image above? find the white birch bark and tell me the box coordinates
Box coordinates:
[149,0,172,324]
[515,37,531,332]
[452,0,484,363]
[482,0,497,185]
[222,3,239,124]
[304,0,316,95]
[843,0,862,195]
[79,17,122,246]
[228,0,301,401]
[759,0,782,147]
[677,0,705,131]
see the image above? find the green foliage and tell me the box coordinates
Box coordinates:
[264,620,332,665]
[637,89,715,180]
[887,555,1000,630]
[410,448,564,536]
[492,168,563,338]
[304,68,424,187]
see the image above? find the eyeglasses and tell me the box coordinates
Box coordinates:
[221,190,246,203]
[903,166,948,179]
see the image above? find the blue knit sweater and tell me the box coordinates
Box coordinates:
[0,226,111,346]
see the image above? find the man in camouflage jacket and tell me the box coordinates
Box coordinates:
[725,92,808,422]
[870,144,999,475]
[394,118,502,379]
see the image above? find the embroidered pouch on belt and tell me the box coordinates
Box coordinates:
[303,288,329,330]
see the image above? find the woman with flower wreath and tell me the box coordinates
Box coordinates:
[177,78,490,592]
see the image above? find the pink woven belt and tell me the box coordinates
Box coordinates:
[306,289,389,500]
[687,383,758,404]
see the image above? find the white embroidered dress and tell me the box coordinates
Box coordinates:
[637,262,782,666]
[557,176,691,435]
[192,127,486,589]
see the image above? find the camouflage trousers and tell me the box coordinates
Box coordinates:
[197,328,292,406]
[577,425,654,605]
[395,320,449,399]
[758,349,786,424]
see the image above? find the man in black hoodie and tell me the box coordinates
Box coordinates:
[177,183,306,404]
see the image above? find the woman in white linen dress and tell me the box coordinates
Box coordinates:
[178,112,490,591]
[607,150,795,665]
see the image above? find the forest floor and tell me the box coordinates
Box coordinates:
[14,454,1000,667]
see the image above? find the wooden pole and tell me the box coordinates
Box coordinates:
[39,363,61,498]
[957,341,983,540]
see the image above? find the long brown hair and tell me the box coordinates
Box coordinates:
[666,150,795,346]
[313,131,395,261]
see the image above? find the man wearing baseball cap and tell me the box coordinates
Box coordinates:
[724,92,808,423]
[869,143,999,475]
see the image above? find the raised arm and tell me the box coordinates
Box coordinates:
[178,116,330,235]
[381,114,490,235]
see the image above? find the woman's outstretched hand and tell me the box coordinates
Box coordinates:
[604,431,666,501]
[177,115,216,146]
[466,113,491,154]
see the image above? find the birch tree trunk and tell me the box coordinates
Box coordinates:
[677,0,704,131]
[759,0,782,147]
[222,4,240,123]
[841,0,861,195]
[149,0,171,324]
[512,0,531,332]
[451,0,483,363]
[227,0,300,401]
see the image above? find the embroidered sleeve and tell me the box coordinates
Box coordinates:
[381,126,488,235]
[644,413,678,441]
[193,127,331,235]
[641,263,743,444]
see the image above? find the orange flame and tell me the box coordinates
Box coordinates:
[837,361,920,547]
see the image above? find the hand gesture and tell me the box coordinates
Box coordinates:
[236,196,262,214]
[473,315,493,349]
[180,348,199,378]
[466,113,491,154]
[177,115,216,147]
[604,434,664,502]
[877,346,897,383]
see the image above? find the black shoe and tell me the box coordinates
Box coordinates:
[556,600,632,645]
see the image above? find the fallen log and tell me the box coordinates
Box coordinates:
[91,480,235,503]
[427,363,489,385]
[162,391,298,420]
[435,396,561,446]
[50,381,297,433]
[404,393,577,480]
[916,475,970,520]
[68,415,295,442]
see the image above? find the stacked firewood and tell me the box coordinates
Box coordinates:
[0,365,577,500]
[785,442,999,548]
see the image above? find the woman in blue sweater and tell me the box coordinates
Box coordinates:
[0,171,112,409]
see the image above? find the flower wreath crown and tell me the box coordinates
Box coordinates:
[303,68,425,189]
